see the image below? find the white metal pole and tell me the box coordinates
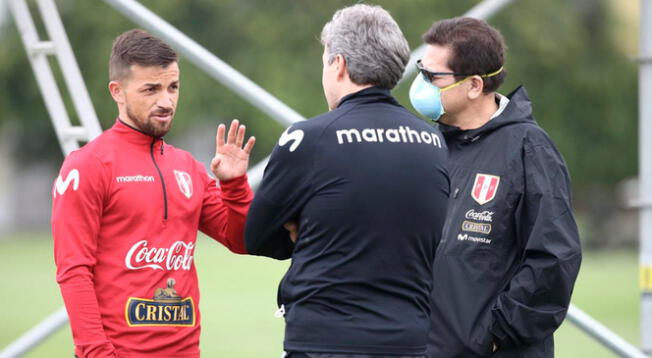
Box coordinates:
[36,0,102,140]
[0,307,69,358]
[7,0,79,154]
[566,304,649,358]
[640,0,652,354]
[101,0,305,127]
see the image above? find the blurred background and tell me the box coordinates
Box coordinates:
[0,0,642,357]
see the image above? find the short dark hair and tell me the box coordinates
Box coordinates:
[422,17,506,93]
[109,29,178,81]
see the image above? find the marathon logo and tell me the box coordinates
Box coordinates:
[462,220,492,235]
[116,175,155,183]
[126,279,195,327]
[335,126,442,148]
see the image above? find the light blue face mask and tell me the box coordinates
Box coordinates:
[409,73,446,121]
[409,65,504,121]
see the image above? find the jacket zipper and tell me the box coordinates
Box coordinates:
[150,139,168,220]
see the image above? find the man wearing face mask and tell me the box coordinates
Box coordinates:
[409,17,582,358]
[245,4,449,357]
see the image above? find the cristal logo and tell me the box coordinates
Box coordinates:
[125,240,194,271]
[465,209,494,222]
[53,169,79,198]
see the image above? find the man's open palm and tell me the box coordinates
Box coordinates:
[211,119,255,181]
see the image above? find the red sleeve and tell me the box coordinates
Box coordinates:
[51,151,116,358]
[198,166,253,254]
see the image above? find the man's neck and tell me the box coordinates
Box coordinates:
[117,108,136,128]
[334,83,374,108]
[441,93,499,130]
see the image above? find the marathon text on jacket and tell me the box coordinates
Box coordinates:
[336,126,442,148]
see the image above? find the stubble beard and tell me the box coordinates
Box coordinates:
[125,103,173,138]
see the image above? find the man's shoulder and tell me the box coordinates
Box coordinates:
[295,109,344,133]
[487,118,552,148]
[276,112,340,152]
[62,131,114,169]
[504,120,557,152]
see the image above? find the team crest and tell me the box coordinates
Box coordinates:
[173,170,193,199]
[471,173,500,205]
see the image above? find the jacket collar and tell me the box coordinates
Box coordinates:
[337,86,400,109]
[112,118,163,146]
[439,86,534,144]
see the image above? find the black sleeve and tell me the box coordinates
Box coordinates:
[244,125,316,259]
[490,138,582,349]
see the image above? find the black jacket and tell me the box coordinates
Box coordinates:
[246,87,450,355]
[428,86,582,358]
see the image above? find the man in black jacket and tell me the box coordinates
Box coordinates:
[409,17,582,358]
[245,4,449,357]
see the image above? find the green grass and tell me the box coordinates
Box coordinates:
[0,233,640,357]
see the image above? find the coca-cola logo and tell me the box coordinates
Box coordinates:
[465,209,494,223]
[125,240,194,271]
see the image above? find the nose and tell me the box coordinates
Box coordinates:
[155,93,174,110]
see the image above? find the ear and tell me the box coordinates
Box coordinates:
[467,75,484,100]
[108,80,125,105]
[334,54,348,81]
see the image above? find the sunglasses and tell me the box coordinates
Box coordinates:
[416,59,469,83]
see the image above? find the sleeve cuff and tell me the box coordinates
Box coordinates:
[219,174,252,199]
[490,307,517,350]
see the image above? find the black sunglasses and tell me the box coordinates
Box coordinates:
[416,60,469,82]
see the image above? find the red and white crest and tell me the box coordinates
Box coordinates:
[471,173,500,205]
[174,170,193,199]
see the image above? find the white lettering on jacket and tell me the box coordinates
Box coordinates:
[465,209,494,223]
[335,126,442,148]
[125,240,194,271]
[116,175,155,183]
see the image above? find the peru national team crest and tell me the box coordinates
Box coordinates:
[173,170,193,199]
[471,173,500,205]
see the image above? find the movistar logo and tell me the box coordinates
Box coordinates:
[278,127,304,152]
[53,169,80,198]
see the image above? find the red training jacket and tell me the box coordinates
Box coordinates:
[51,119,252,358]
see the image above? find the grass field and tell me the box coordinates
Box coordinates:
[0,233,640,357]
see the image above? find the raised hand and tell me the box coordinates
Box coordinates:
[210,119,255,181]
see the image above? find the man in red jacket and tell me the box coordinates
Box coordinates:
[51,29,255,358]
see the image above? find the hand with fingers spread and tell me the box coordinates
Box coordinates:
[210,119,256,181]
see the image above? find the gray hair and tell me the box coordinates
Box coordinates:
[320,4,410,89]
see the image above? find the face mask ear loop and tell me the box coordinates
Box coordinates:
[440,76,472,92]
[440,66,504,93]
[481,66,504,78]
